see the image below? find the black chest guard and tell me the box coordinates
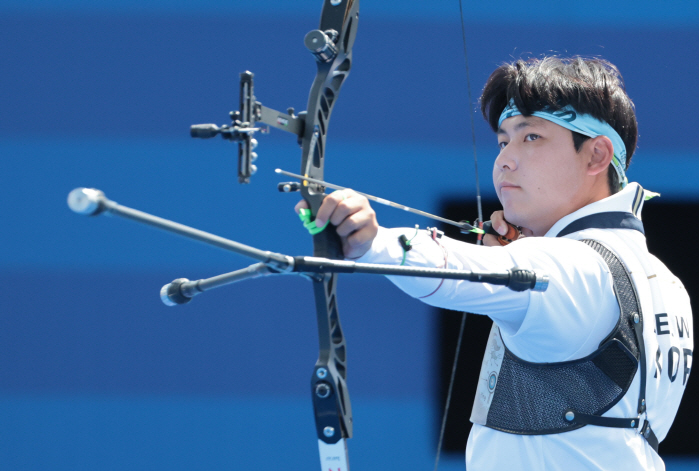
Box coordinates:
[470,240,658,451]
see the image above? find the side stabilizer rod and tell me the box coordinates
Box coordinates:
[161,262,274,305]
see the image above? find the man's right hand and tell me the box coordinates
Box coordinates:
[483,210,532,246]
[295,190,378,260]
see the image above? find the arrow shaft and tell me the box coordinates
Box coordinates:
[275,168,479,232]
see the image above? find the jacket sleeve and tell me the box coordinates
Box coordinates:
[351,226,530,333]
[352,226,617,357]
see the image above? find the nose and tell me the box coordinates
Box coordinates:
[494,146,516,172]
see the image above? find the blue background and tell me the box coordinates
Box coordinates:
[1,1,698,469]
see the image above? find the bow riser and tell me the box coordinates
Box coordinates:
[301,2,359,468]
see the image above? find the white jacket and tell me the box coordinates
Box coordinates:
[354,183,692,471]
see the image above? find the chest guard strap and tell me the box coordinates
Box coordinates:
[470,240,658,451]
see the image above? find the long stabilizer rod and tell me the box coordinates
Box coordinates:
[68,188,548,307]
[67,187,293,269]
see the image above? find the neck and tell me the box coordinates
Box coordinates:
[531,180,612,237]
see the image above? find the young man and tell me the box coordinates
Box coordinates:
[298,57,692,470]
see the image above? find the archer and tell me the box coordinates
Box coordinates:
[296,56,693,470]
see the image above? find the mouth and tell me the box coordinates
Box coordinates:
[499,182,520,192]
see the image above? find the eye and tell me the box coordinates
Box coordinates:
[525,133,541,142]
[498,140,508,150]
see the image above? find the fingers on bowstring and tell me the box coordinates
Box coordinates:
[482,233,502,247]
[520,227,534,237]
[489,210,510,235]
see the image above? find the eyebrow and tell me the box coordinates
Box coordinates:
[497,119,536,135]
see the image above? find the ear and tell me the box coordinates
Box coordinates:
[586,136,615,177]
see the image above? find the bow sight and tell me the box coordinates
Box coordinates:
[190,29,342,184]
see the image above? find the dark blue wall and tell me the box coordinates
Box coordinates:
[2,1,698,469]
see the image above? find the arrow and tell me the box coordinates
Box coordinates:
[275,168,485,234]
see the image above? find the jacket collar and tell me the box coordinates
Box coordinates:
[545,183,646,238]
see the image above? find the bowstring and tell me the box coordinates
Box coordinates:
[433,1,481,469]
[434,309,467,471]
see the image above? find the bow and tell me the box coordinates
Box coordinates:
[192,1,475,466]
[191,1,360,468]
[291,2,359,466]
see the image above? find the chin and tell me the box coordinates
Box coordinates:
[502,208,527,229]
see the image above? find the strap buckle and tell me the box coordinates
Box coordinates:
[640,420,659,453]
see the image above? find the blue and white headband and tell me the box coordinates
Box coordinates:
[498,99,628,189]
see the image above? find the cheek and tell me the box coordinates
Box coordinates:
[547,163,581,193]
[492,165,500,198]
[529,155,574,192]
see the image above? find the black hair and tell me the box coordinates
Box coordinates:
[480,57,637,193]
